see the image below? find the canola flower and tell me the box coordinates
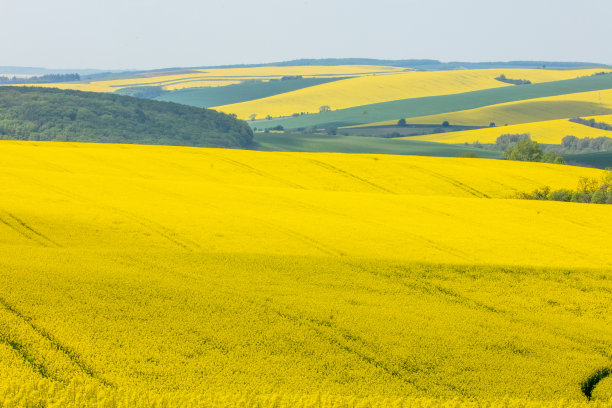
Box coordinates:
[404,115,612,144]
[0,142,611,406]
[364,88,612,129]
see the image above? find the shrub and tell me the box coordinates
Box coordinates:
[496,133,531,151]
[384,132,402,138]
[541,152,566,164]
[503,139,543,162]
[266,125,284,131]
[561,135,578,149]
[571,191,591,203]
[591,190,608,204]
[532,186,551,200]
[517,172,612,204]
[549,189,572,202]
[577,177,599,194]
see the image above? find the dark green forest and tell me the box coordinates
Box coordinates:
[0,87,253,148]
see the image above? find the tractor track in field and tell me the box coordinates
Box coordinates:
[0,211,62,248]
[0,330,54,381]
[402,164,490,198]
[0,295,114,387]
[201,151,306,189]
[306,158,395,193]
[231,290,465,396]
[3,175,200,251]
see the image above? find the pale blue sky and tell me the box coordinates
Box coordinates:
[2,0,611,70]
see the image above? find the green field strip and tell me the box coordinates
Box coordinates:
[252,74,612,129]
[252,133,501,158]
[564,151,612,169]
[156,77,347,108]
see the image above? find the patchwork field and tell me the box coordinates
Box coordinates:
[21,65,406,93]
[155,77,345,108]
[1,141,611,406]
[251,74,612,130]
[215,68,611,119]
[405,115,612,144]
[380,89,612,129]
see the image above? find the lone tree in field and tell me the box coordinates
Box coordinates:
[319,105,331,113]
[249,114,257,121]
[502,139,543,162]
[397,118,407,127]
[442,120,450,127]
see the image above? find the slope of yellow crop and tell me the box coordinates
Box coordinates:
[363,88,612,129]
[162,79,242,90]
[214,68,612,119]
[0,140,609,268]
[1,141,612,406]
[17,82,118,92]
[405,114,612,144]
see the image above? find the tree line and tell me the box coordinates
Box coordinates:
[569,117,612,131]
[561,135,612,151]
[517,172,612,204]
[494,74,532,85]
[469,131,612,157]
[0,73,80,84]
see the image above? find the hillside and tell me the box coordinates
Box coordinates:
[0,86,253,148]
[214,68,611,119]
[253,132,502,157]
[25,65,405,93]
[403,115,612,144]
[1,141,611,406]
[250,74,612,130]
[155,77,345,108]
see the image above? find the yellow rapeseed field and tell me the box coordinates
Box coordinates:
[213,69,612,119]
[366,89,612,129]
[1,141,611,407]
[405,115,612,144]
[16,65,406,93]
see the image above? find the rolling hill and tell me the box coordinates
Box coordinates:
[22,65,406,93]
[0,86,253,148]
[403,115,612,144]
[253,132,502,157]
[154,77,345,108]
[214,68,611,120]
[377,89,612,129]
[249,74,612,130]
[1,141,611,406]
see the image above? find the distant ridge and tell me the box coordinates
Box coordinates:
[3,59,606,78]
[193,58,609,71]
[0,66,108,76]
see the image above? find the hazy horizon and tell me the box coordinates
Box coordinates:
[2,0,612,71]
